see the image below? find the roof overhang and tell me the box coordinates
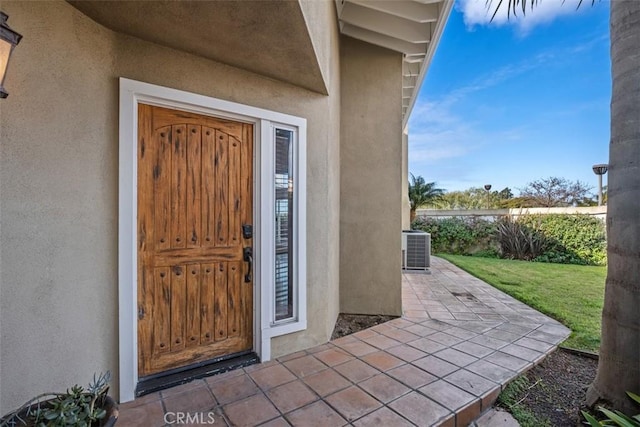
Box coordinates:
[336,0,453,128]
[68,1,328,94]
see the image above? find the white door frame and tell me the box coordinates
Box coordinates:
[118,78,306,402]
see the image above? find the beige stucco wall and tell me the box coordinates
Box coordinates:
[0,0,340,411]
[402,128,411,230]
[339,36,403,316]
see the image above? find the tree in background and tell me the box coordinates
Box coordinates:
[495,0,639,414]
[518,176,593,207]
[434,186,513,209]
[408,174,444,222]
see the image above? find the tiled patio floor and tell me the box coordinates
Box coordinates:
[119,257,570,426]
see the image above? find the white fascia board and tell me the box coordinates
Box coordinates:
[404,54,426,64]
[403,0,454,128]
[350,0,440,23]
[341,24,427,55]
[403,61,422,77]
[341,2,431,43]
[403,75,418,89]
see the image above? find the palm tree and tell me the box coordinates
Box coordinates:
[495,0,640,414]
[408,174,444,223]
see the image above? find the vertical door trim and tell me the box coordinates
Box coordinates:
[118,78,306,403]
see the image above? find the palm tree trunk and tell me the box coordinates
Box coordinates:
[410,209,416,225]
[586,0,640,413]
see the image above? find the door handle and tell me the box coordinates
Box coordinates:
[243,247,253,283]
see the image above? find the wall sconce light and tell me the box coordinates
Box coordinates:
[0,12,23,99]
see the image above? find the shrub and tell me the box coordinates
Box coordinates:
[497,216,546,261]
[412,216,498,256]
[414,213,606,266]
[518,214,606,265]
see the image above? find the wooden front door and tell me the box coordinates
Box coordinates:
[137,104,253,377]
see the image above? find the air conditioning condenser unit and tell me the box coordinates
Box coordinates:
[402,230,430,270]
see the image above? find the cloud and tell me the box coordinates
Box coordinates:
[459,0,586,34]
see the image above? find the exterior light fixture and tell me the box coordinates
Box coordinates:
[483,184,492,209]
[0,12,23,99]
[592,164,608,206]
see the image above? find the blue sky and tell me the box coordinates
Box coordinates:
[408,0,611,195]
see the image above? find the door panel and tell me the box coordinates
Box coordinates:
[137,104,253,377]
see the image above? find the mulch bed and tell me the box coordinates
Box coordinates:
[499,348,598,426]
[330,313,397,340]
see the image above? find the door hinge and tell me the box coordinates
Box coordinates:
[138,306,145,320]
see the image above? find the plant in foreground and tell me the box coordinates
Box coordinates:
[582,392,640,427]
[0,372,112,427]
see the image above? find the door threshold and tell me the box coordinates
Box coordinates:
[135,351,259,397]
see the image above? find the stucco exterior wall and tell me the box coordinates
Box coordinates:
[339,36,403,316]
[0,1,119,413]
[0,0,340,411]
[402,128,411,230]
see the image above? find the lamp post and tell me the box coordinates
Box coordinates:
[0,12,23,99]
[484,184,492,209]
[592,164,608,206]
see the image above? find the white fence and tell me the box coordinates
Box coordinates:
[416,206,607,222]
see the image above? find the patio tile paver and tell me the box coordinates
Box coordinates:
[453,340,495,358]
[265,380,318,414]
[388,392,452,427]
[313,347,354,367]
[162,385,216,413]
[208,374,260,405]
[359,333,402,350]
[302,368,351,396]
[429,331,465,346]
[285,400,346,427]
[404,323,438,337]
[334,359,379,383]
[420,379,476,411]
[408,337,448,353]
[335,339,378,357]
[379,327,421,343]
[249,364,297,390]
[324,385,382,422]
[282,354,327,377]
[413,355,459,378]
[358,373,411,403]
[465,359,517,385]
[223,394,280,427]
[444,370,497,398]
[499,343,545,362]
[514,336,556,352]
[484,351,532,372]
[116,400,166,427]
[386,343,428,362]
[387,363,438,389]
[353,406,414,427]
[433,348,478,367]
[259,417,291,427]
[360,350,404,371]
[119,256,571,427]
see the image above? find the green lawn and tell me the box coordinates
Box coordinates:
[438,254,606,352]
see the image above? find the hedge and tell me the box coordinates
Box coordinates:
[411,216,499,257]
[412,214,606,266]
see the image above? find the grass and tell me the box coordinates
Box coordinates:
[438,254,606,352]
[497,376,551,427]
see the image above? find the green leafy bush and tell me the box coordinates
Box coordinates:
[414,213,606,265]
[412,216,498,256]
[518,214,606,265]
